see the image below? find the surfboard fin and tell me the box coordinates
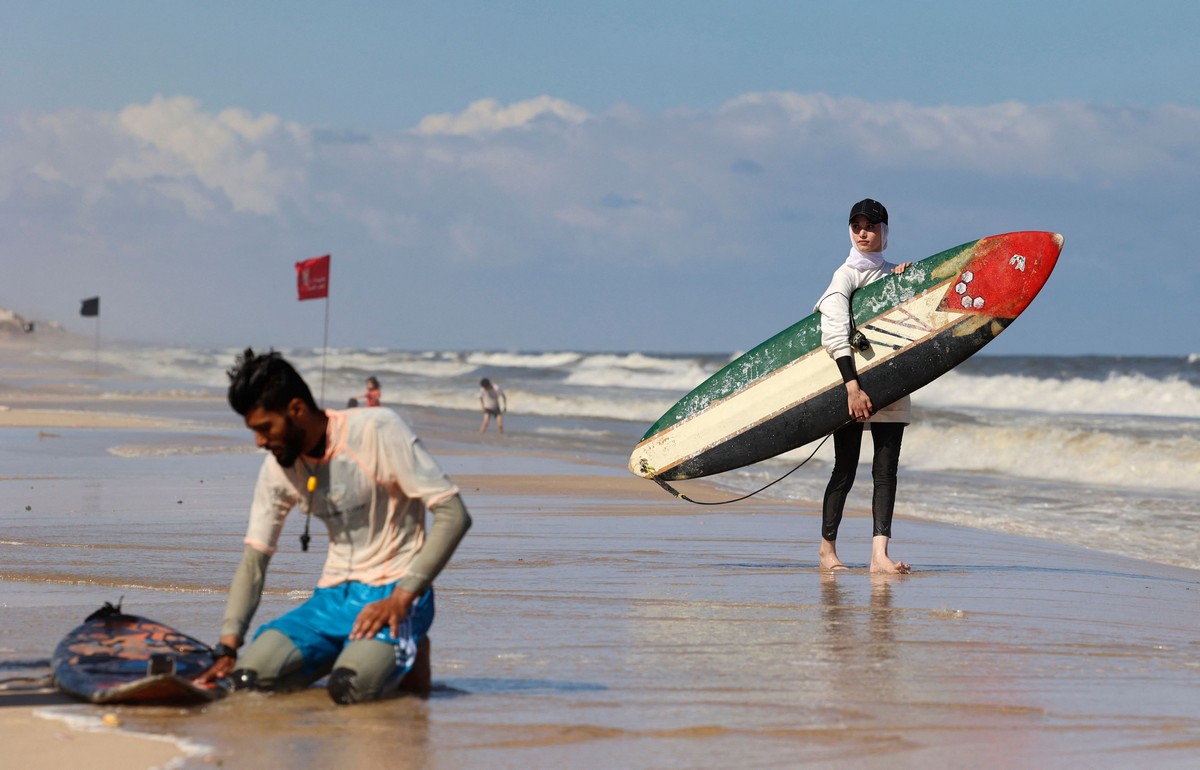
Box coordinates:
[147,654,177,677]
[84,598,129,623]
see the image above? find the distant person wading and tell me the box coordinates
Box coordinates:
[359,377,381,407]
[479,378,506,434]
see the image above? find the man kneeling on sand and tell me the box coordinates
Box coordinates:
[196,349,471,703]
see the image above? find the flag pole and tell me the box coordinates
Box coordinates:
[320,293,330,408]
[80,297,101,373]
[295,255,331,407]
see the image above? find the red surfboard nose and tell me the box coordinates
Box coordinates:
[939,232,1062,318]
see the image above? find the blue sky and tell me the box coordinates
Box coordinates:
[3,1,1198,356]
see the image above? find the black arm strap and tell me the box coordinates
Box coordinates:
[836,355,858,385]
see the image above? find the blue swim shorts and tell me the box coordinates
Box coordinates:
[256,583,434,676]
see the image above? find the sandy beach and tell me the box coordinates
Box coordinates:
[3,341,1200,769]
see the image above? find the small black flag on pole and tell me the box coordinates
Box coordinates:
[79,296,101,373]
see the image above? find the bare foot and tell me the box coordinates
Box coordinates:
[870,535,911,574]
[397,636,432,698]
[819,538,847,571]
[869,556,911,574]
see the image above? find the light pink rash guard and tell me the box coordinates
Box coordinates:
[244,408,461,589]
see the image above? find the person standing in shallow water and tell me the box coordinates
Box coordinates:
[359,377,381,407]
[478,378,506,434]
[814,199,912,574]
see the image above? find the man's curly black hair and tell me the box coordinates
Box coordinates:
[227,348,319,417]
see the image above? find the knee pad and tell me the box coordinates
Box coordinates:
[230,669,260,691]
[327,667,361,705]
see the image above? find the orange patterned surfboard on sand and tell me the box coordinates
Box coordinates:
[52,602,227,704]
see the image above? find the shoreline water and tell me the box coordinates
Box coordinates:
[12,337,1200,571]
[3,341,1200,768]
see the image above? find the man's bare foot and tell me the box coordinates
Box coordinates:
[398,636,432,697]
[819,538,847,571]
[869,535,911,574]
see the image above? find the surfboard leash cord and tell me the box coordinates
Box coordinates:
[0,674,54,689]
[642,423,848,506]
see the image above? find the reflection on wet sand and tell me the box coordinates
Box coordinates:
[819,571,900,673]
[4,398,1200,768]
[123,689,432,770]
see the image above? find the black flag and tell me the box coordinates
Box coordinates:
[80,297,99,317]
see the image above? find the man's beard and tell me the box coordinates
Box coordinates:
[274,416,308,468]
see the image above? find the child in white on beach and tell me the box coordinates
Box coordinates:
[479,378,506,434]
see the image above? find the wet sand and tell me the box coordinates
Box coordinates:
[3,345,1200,769]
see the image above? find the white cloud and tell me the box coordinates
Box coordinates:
[3,91,1198,353]
[4,91,1199,265]
[9,91,1196,229]
[107,95,305,216]
[415,95,592,136]
[717,92,1200,181]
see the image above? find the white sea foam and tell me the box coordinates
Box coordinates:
[34,707,212,767]
[323,350,478,379]
[918,370,1200,418]
[107,444,258,458]
[771,415,1200,494]
[465,350,584,369]
[900,421,1200,493]
[563,361,710,392]
[96,388,218,400]
[396,386,676,423]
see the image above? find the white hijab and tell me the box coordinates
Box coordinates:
[844,222,889,270]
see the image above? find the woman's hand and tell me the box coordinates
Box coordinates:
[845,380,874,421]
[892,262,912,274]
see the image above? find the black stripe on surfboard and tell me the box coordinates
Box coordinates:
[862,324,913,348]
[659,316,1010,480]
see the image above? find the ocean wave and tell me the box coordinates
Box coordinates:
[96,388,219,400]
[396,386,676,423]
[756,416,1200,494]
[563,361,712,392]
[900,421,1200,493]
[308,349,718,389]
[918,370,1200,419]
[225,349,477,386]
[464,350,584,369]
[107,443,258,458]
[33,345,1200,425]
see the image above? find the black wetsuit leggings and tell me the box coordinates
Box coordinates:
[821,422,904,542]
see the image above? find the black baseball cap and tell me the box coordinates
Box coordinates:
[848,198,888,225]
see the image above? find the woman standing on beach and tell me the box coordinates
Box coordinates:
[814,199,912,574]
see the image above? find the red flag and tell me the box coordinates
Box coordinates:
[296,255,330,300]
